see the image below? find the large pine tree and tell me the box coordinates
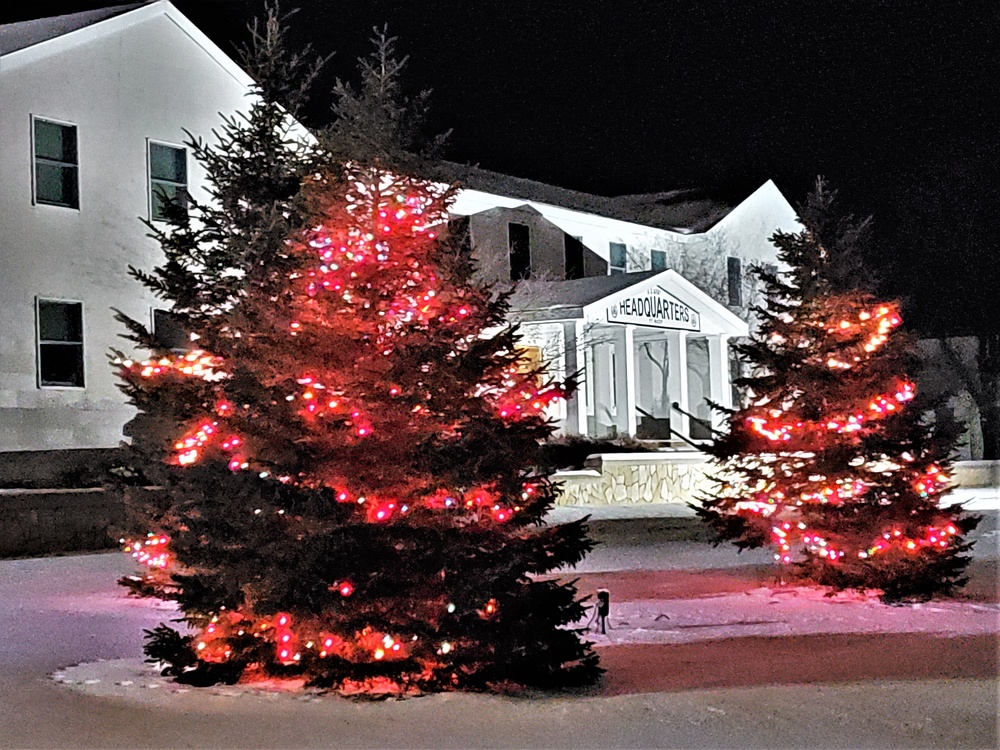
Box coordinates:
[114,14,599,693]
[695,180,979,602]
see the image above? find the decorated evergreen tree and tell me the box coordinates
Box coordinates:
[695,180,979,602]
[113,14,599,693]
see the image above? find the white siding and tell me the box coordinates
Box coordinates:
[0,9,253,450]
[0,4,801,453]
[451,180,800,313]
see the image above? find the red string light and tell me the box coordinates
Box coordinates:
[120,169,563,683]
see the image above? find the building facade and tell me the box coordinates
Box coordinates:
[0,1,800,456]
[447,173,798,445]
[0,1,255,452]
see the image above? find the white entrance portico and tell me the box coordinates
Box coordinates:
[509,270,748,445]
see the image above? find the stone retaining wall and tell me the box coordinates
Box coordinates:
[555,452,714,507]
[0,448,123,489]
[554,455,1000,508]
[1,457,995,557]
[953,461,1000,489]
[0,488,124,558]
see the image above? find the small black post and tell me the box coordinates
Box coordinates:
[596,588,610,634]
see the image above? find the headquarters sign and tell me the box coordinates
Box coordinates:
[606,285,701,332]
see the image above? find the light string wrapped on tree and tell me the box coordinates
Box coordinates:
[727,301,960,567]
[116,156,597,689]
[113,25,598,691]
[697,183,978,601]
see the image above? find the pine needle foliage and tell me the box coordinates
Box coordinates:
[694,179,979,602]
[113,7,599,693]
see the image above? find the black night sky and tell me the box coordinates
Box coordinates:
[5,0,998,335]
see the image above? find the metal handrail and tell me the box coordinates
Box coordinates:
[671,401,723,437]
[634,405,709,451]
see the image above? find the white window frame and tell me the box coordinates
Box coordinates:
[609,242,627,275]
[147,139,188,223]
[651,249,668,272]
[584,346,596,417]
[30,115,80,210]
[608,343,618,414]
[36,296,85,389]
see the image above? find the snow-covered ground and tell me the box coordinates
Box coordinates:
[1,512,997,749]
[51,579,998,693]
[950,485,1000,511]
[550,496,1000,574]
[589,586,998,645]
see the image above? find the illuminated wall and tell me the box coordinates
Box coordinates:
[0,6,255,450]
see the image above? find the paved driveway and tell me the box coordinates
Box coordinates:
[1,537,996,748]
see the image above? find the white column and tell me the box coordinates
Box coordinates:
[624,325,637,437]
[573,320,589,436]
[708,335,731,431]
[667,331,689,437]
[612,325,636,437]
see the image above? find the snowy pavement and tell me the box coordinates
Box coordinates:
[558,500,999,574]
[586,586,999,646]
[1,518,997,748]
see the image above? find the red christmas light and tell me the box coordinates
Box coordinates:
[117,163,585,689]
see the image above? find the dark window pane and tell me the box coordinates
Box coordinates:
[610,242,627,270]
[151,182,188,220]
[39,300,83,342]
[565,235,584,280]
[728,256,743,306]
[153,309,189,350]
[448,216,472,254]
[34,120,79,206]
[651,249,667,271]
[40,343,84,387]
[730,347,742,407]
[34,119,76,162]
[150,143,186,182]
[35,162,79,207]
[508,222,531,280]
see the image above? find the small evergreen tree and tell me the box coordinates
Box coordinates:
[695,179,979,602]
[114,13,599,692]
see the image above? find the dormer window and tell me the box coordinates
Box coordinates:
[651,249,667,272]
[508,222,531,280]
[565,235,585,280]
[609,242,627,275]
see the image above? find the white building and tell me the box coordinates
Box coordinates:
[0,1,800,457]
[445,168,798,445]
[0,1,255,452]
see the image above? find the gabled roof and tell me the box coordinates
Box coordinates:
[0,2,151,55]
[510,272,660,314]
[1,4,790,247]
[509,269,748,337]
[609,190,733,233]
[431,161,735,234]
[583,269,748,336]
[0,1,253,88]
